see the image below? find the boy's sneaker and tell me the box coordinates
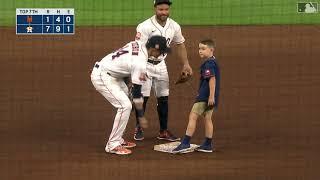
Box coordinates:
[121,141,136,148]
[107,145,132,155]
[195,144,213,153]
[172,143,192,154]
[157,130,180,141]
[134,127,144,141]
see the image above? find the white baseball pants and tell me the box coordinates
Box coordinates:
[142,61,169,97]
[91,64,132,151]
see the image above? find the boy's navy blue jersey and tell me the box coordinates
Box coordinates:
[196,57,220,108]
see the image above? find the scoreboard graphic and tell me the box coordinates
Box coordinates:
[16,8,75,35]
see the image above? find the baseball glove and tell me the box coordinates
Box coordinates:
[174,72,192,85]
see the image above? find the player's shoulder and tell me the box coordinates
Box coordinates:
[167,17,181,29]
[130,40,148,58]
[137,16,153,27]
[168,17,181,26]
[127,40,140,51]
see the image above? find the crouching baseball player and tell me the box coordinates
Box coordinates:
[91,36,170,155]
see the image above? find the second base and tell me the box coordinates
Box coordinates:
[153,142,199,154]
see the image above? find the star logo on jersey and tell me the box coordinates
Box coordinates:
[135,32,141,40]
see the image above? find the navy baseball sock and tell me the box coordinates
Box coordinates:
[182,135,191,145]
[135,96,149,127]
[157,96,168,130]
[203,137,212,146]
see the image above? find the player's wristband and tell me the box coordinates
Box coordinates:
[136,109,144,118]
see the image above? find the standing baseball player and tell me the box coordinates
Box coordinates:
[91,36,170,155]
[133,0,193,141]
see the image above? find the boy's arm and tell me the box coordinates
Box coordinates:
[208,76,216,107]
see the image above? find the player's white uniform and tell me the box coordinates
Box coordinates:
[136,15,185,97]
[91,41,147,151]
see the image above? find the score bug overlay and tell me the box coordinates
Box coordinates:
[16,8,75,35]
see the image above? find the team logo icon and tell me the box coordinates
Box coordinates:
[135,32,141,40]
[27,16,33,23]
[205,69,211,76]
[26,26,33,33]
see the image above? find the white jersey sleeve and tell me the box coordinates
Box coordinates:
[130,42,148,85]
[136,23,150,45]
[172,21,185,44]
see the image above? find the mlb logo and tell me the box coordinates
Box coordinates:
[297,2,318,13]
[135,32,141,40]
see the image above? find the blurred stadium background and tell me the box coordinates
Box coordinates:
[0,0,319,26]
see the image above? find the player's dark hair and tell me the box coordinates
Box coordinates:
[154,0,172,7]
[146,35,171,54]
[200,39,215,48]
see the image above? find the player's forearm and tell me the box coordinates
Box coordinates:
[132,95,148,128]
[176,43,190,66]
[209,77,216,98]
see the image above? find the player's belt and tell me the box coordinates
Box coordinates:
[147,59,161,65]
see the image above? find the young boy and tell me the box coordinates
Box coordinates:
[172,39,220,153]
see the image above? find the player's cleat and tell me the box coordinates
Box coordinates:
[195,144,213,153]
[121,141,136,148]
[172,143,192,154]
[157,130,181,141]
[107,145,132,155]
[134,127,144,141]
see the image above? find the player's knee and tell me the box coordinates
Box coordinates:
[157,96,168,103]
[156,90,169,97]
[122,101,132,111]
[143,96,149,109]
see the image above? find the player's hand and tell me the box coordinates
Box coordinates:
[175,71,192,85]
[182,63,193,76]
[139,73,147,81]
[139,117,148,128]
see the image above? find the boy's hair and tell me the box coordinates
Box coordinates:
[200,39,215,48]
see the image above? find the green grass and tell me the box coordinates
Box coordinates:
[0,0,319,26]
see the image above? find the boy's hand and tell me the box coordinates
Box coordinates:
[208,96,215,109]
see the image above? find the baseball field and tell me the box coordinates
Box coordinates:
[1,0,320,180]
